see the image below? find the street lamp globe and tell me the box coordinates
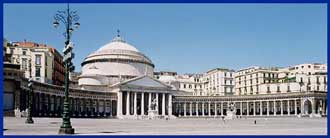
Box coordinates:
[69,28,74,33]
[53,21,59,28]
[74,22,80,28]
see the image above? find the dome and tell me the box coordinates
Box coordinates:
[78,34,155,87]
[97,36,139,52]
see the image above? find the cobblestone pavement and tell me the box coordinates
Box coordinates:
[3,117,327,135]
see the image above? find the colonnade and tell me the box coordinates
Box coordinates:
[118,91,172,117]
[173,98,327,117]
[22,91,116,118]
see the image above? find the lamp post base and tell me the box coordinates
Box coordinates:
[58,127,75,134]
[25,118,34,124]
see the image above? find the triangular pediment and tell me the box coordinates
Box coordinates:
[123,76,171,88]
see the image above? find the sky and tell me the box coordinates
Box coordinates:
[3,4,327,74]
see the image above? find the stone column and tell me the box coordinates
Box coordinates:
[96,99,100,117]
[47,95,51,116]
[141,92,145,116]
[90,99,94,117]
[148,93,152,112]
[77,98,81,117]
[134,92,137,116]
[280,100,283,116]
[126,91,130,115]
[240,102,243,116]
[301,98,304,115]
[162,93,166,116]
[70,98,73,116]
[39,94,43,116]
[267,101,270,116]
[103,99,106,117]
[247,101,249,116]
[294,99,297,115]
[109,100,113,117]
[183,102,187,116]
[312,98,316,115]
[83,98,87,117]
[274,100,277,116]
[202,102,205,116]
[196,102,199,116]
[168,94,172,116]
[253,101,256,116]
[117,92,123,116]
[322,100,325,116]
[53,95,57,116]
[215,102,217,117]
[260,101,262,116]
[208,102,211,117]
[156,93,159,114]
[287,100,290,116]
[190,102,193,117]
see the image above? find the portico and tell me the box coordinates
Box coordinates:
[110,75,175,119]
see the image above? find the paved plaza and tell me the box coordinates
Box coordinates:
[3,117,327,135]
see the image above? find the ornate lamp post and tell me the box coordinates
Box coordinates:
[25,59,34,124]
[53,3,79,134]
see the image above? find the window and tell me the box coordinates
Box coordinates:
[230,80,232,85]
[308,78,311,84]
[267,86,270,93]
[35,55,41,65]
[10,48,14,54]
[301,66,304,69]
[256,86,259,92]
[308,72,311,75]
[22,49,27,55]
[308,65,311,68]
[287,86,291,92]
[45,56,47,66]
[277,86,280,92]
[224,72,226,77]
[22,58,27,70]
[300,78,303,83]
[35,67,41,77]
[183,84,186,89]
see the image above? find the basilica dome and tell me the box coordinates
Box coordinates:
[78,34,155,87]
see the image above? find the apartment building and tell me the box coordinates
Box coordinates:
[202,68,235,96]
[5,41,65,85]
